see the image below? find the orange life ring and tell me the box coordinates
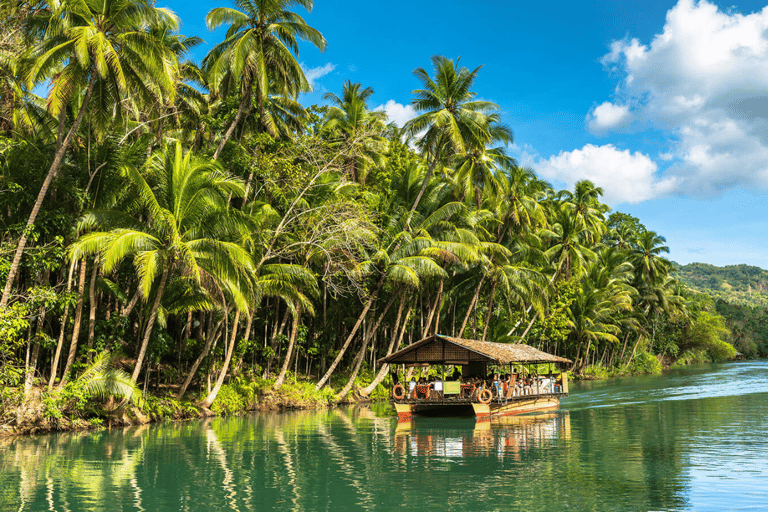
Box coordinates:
[393,384,406,400]
[478,389,492,404]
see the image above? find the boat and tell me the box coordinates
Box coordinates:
[378,334,572,421]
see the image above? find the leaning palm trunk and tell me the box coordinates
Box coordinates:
[625,334,644,368]
[177,320,223,400]
[459,274,485,338]
[274,308,301,391]
[201,310,241,408]
[423,278,443,338]
[315,276,385,390]
[360,297,409,397]
[1,74,97,309]
[58,258,88,387]
[49,259,78,388]
[507,261,562,337]
[131,264,171,383]
[337,292,400,399]
[213,83,252,160]
[481,280,497,342]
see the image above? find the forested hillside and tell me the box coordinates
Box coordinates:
[674,263,768,357]
[675,263,768,308]
[0,0,738,431]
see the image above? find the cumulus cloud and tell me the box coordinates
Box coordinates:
[595,0,768,196]
[374,100,418,127]
[537,144,678,205]
[587,102,633,135]
[301,62,336,88]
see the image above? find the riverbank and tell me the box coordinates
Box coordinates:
[0,375,377,437]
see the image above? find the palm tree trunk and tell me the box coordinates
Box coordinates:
[424,278,444,337]
[131,264,171,383]
[49,258,77,388]
[121,287,141,317]
[519,311,539,341]
[1,73,98,309]
[213,83,252,160]
[481,280,497,342]
[86,255,99,354]
[274,307,301,390]
[24,305,46,398]
[625,334,644,367]
[58,258,88,387]
[315,276,385,390]
[201,310,241,408]
[406,133,445,226]
[337,291,400,399]
[360,296,408,397]
[618,331,631,362]
[266,306,290,376]
[459,274,485,338]
[177,320,223,400]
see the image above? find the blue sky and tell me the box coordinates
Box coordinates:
[163,0,768,268]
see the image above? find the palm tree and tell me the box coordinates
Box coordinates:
[321,81,387,185]
[70,142,253,383]
[542,205,597,281]
[403,56,500,217]
[204,0,326,159]
[558,180,608,244]
[1,0,180,308]
[631,231,671,286]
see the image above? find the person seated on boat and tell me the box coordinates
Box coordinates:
[451,367,461,381]
[409,377,417,398]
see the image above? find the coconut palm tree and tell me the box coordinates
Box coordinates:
[403,56,500,217]
[204,0,326,159]
[322,81,387,185]
[70,142,253,383]
[1,0,180,308]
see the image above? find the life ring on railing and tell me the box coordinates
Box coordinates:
[393,384,406,400]
[478,389,493,404]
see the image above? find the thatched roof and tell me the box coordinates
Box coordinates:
[378,335,572,366]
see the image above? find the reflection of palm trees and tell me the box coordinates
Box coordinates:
[205,419,239,511]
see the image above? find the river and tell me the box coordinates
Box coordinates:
[2,361,768,511]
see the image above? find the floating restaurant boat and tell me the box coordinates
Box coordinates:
[378,334,572,421]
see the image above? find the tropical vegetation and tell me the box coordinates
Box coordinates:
[0,0,737,431]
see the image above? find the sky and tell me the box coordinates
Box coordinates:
[161,0,768,269]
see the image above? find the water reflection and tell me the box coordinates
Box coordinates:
[394,412,570,461]
[2,362,768,511]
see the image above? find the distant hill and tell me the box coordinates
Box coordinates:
[674,262,768,308]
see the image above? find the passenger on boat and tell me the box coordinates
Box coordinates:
[492,374,501,398]
[433,377,443,399]
[409,378,417,398]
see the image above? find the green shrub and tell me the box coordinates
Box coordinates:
[210,385,245,415]
[628,350,662,374]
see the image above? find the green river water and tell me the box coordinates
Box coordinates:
[2,361,768,511]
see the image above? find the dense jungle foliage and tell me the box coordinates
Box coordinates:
[0,0,737,426]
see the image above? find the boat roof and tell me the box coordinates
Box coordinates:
[378,334,572,366]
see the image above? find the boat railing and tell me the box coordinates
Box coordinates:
[393,376,568,404]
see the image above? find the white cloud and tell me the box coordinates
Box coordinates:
[374,100,418,128]
[587,102,633,135]
[537,144,678,205]
[301,62,336,88]
[595,0,768,196]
